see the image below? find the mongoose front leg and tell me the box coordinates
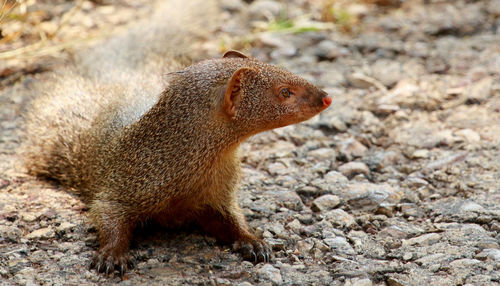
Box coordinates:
[198,204,271,263]
[88,200,136,276]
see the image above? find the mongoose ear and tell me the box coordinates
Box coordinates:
[223,67,256,119]
[223,50,248,59]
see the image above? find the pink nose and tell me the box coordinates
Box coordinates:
[322,96,332,107]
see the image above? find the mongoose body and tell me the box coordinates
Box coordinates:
[23,51,331,275]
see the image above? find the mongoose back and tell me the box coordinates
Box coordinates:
[23,49,332,275]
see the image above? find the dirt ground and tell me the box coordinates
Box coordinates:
[1,0,499,285]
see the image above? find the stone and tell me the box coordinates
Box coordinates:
[257,264,282,284]
[271,190,304,211]
[345,278,373,286]
[454,129,480,143]
[348,73,386,90]
[371,59,402,87]
[25,227,55,240]
[345,183,402,211]
[467,77,492,103]
[311,195,340,212]
[411,149,430,159]
[56,222,76,233]
[21,213,39,222]
[402,233,441,246]
[296,239,314,254]
[339,138,368,161]
[314,40,348,60]
[459,201,484,212]
[324,209,357,228]
[487,0,500,16]
[308,147,336,160]
[449,258,481,268]
[323,236,355,255]
[476,249,500,262]
[0,225,22,243]
[220,0,246,12]
[338,162,370,178]
[248,0,283,21]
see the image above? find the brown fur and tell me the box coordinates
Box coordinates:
[23,52,331,275]
[21,6,331,274]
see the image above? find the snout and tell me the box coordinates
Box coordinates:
[320,90,332,108]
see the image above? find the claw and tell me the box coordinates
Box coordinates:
[252,251,257,263]
[120,264,125,277]
[97,263,102,273]
[105,265,111,275]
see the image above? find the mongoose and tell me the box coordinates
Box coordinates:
[22,50,331,275]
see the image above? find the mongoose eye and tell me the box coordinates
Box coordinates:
[280,88,291,99]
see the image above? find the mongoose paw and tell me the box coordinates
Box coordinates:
[89,251,135,277]
[233,238,271,263]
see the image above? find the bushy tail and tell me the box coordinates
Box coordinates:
[21,0,219,187]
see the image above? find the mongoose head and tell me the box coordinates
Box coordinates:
[220,50,331,134]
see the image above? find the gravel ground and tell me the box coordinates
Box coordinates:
[1,0,500,285]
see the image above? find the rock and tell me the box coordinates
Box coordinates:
[403,252,413,261]
[220,0,246,12]
[402,233,441,247]
[308,147,336,160]
[236,282,254,286]
[405,177,429,188]
[345,183,402,211]
[459,201,484,212]
[56,222,76,233]
[345,278,373,286]
[319,69,346,86]
[248,0,283,21]
[338,162,370,178]
[374,104,400,116]
[257,264,282,284]
[323,236,355,255]
[311,195,340,212]
[324,209,357,228]
[259,32,297,58]
[476,249,500,262]
[296,239,314,254]
[286,219,302,232]
[411,149,430,159]
[267,162,288,176]
[21,213,39,222]
[487,0,500,16]
[0,225,22,243]
[309,171,349,195]
[25,227,55,240]
[267,221,286,237]
[454,129,480,143]
[387,277,407,286]
[376,203,396,217]
[339,138,368,161]
[467,77,492,103]
[371,59,402,87]
[324,171,349,186]
[348,73,386,90]
[314,40,348,60]
[348,230,386,258]
[415,253,448,267]
[449,258,481,268]
[271,190,304,211]
[424,152,467,172]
